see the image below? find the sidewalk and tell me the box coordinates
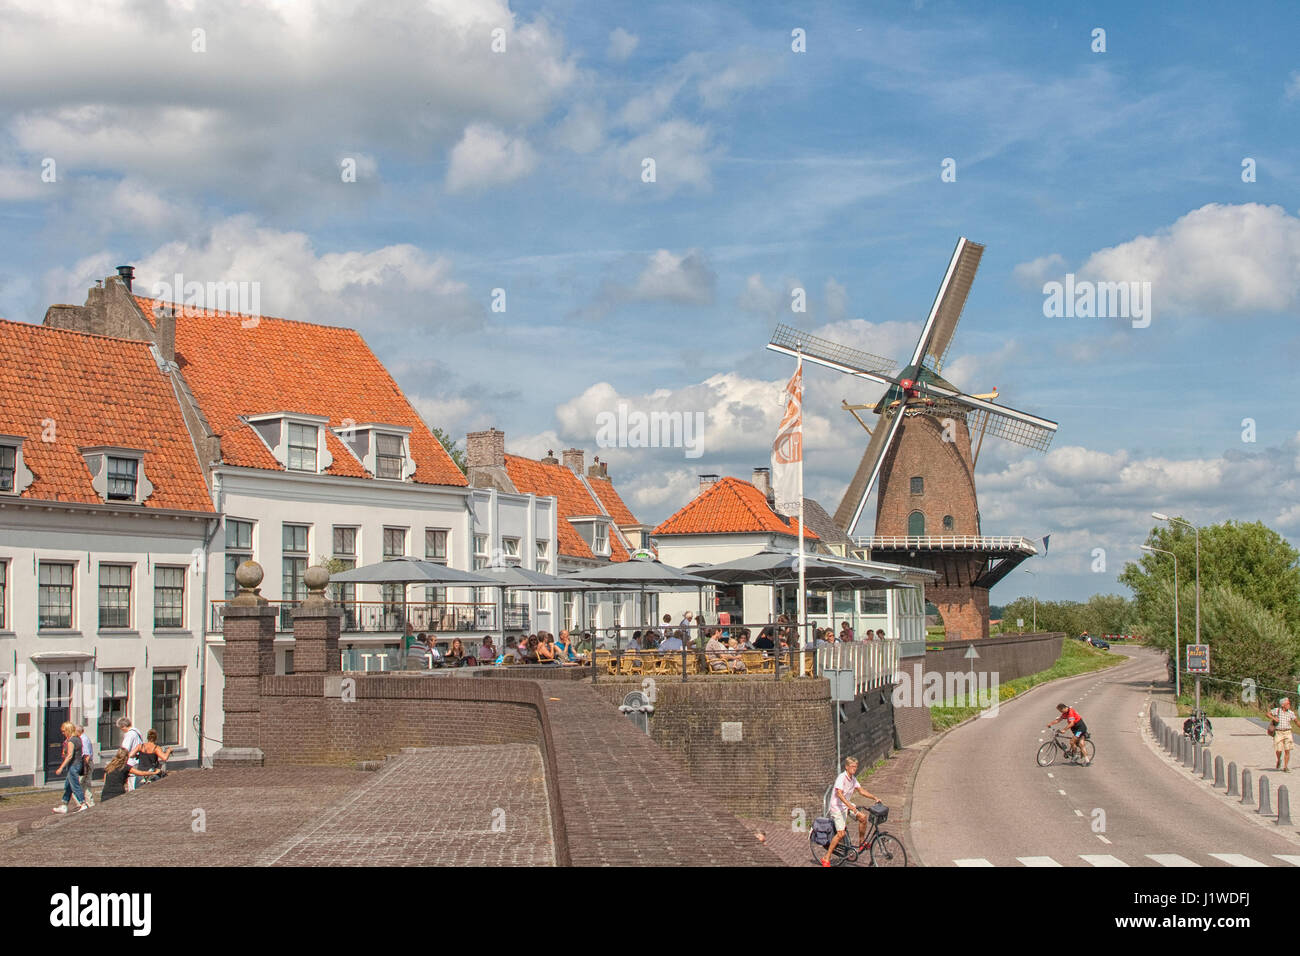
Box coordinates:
[1152,698,1291,776]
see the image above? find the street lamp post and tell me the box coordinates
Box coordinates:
[1141,544,1180,698]
[1152,512,1200,654]
[1022,568,1037,631]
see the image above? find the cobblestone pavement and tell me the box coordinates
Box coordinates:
[0,744,554,867]
[260,745,554,866]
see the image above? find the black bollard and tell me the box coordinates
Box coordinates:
[1278,786,1292,827]
[1259,776,1273,816]
[1227,761,1239,797]
[1214,755,1225,788]
[1242,768,1254,805]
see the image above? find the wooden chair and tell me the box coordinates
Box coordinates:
[620,654,644,676]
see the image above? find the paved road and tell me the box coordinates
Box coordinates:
[911,646,1300,867]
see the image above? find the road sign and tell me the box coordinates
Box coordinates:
[964,645,980,659]
[1186,644,1210,674]
[827,669,856,702]
[1016,618,1024,629]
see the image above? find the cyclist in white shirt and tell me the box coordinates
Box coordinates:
[822,756,878,867]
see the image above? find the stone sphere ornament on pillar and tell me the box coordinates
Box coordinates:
[302,565,331,608]
[232,560,267,606]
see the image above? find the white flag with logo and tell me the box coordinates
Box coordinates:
[771,357,803,516]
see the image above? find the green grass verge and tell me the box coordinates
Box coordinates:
[930,639,1126,732]
[1173,694,1273,719]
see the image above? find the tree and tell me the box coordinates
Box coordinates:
[1139,580,1299,696]
[432,427,467,474]
[1120,520,1300,634]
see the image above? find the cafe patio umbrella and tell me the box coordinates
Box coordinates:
[562,557,720,640]
[330,557,497,586]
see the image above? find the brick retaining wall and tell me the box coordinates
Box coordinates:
[924,632,1064,685]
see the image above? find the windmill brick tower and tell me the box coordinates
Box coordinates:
[768,238,1058,639]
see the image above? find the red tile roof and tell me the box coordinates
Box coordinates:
[0,319,213,512]
[652,476,819,539]
[588,475,638,527]
[134,297,467,487]
[503,455,630,562]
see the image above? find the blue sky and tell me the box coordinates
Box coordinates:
[1,0,1297,604]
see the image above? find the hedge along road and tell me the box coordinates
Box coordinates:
[910,646,1300,868]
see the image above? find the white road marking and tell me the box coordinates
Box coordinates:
[1096,835,1113,845]
[1081,854,1128,867]
[954,858,994,867]
[1209,853,1267,867]
[1017,856,1063,867]
[1058,789,1067,795]
[1074,810,1083,817]
[1274,855,1300,866]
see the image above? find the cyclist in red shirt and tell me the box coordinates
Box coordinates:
[1047,703,1089,760]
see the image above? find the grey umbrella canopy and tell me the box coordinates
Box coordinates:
[330,557,497,586]
[561,557,720,587]
[562,557,720,639]
[699,549,876,585]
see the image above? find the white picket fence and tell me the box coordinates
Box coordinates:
[816,639,901,694]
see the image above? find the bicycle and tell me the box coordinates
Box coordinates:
[809,803,908,867]
[1036,729,1095,767]
[1183,710,1214,744]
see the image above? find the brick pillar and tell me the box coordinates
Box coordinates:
[292,565,342,674]
[213,561,276,767]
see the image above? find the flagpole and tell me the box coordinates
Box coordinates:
[796,348,807,676]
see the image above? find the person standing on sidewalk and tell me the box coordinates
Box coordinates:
[1269,698,1295,772]
[52,722,86,814]
[77,725,94,807]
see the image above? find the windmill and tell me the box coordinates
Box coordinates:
[765,237,1058,639]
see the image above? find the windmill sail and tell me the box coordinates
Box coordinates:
[769,324,896,381]
[914,381,1057,451]
[911,238,984,373]
[833,404,906,534]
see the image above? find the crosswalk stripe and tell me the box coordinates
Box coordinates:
[1274,855,1300,866]
[1017,856,1062,867]
[1081,854,1128,867]
[1147,854,1200,867]
[953,858,994,867]
[1208,853,1267,867]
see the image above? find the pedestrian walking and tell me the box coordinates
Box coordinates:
[1269,698,1295,772]
[77,724,94,807]
[52,722,86,814]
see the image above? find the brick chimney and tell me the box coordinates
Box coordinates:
[698,474,719,496]
[562,448,584,475]
[467,428,506,470]
[587,456,608,479]
[156,305,176,364]
[751,466,772,504]
[466,428,513,491]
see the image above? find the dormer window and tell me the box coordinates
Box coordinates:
[569,516,613,557]
[0,436,35,496]
[80,446,153,505]
[106,456,138,500]
[243,413,333,474]
[331,422,415,481]
[287,423,318,472]
[375,433,404,479]
[0,445,15,492]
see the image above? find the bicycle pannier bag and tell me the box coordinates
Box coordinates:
[810,817,835,846]
[868,802,889,824]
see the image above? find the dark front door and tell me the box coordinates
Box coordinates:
[43,672,72,783]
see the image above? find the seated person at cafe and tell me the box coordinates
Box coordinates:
[754,627,776,650]
[839,622,854,642]
[446,638,468,666]
[479,635,496,662]
[555,630,583,662]
[659,629,685,652]
[705,628,746,672]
